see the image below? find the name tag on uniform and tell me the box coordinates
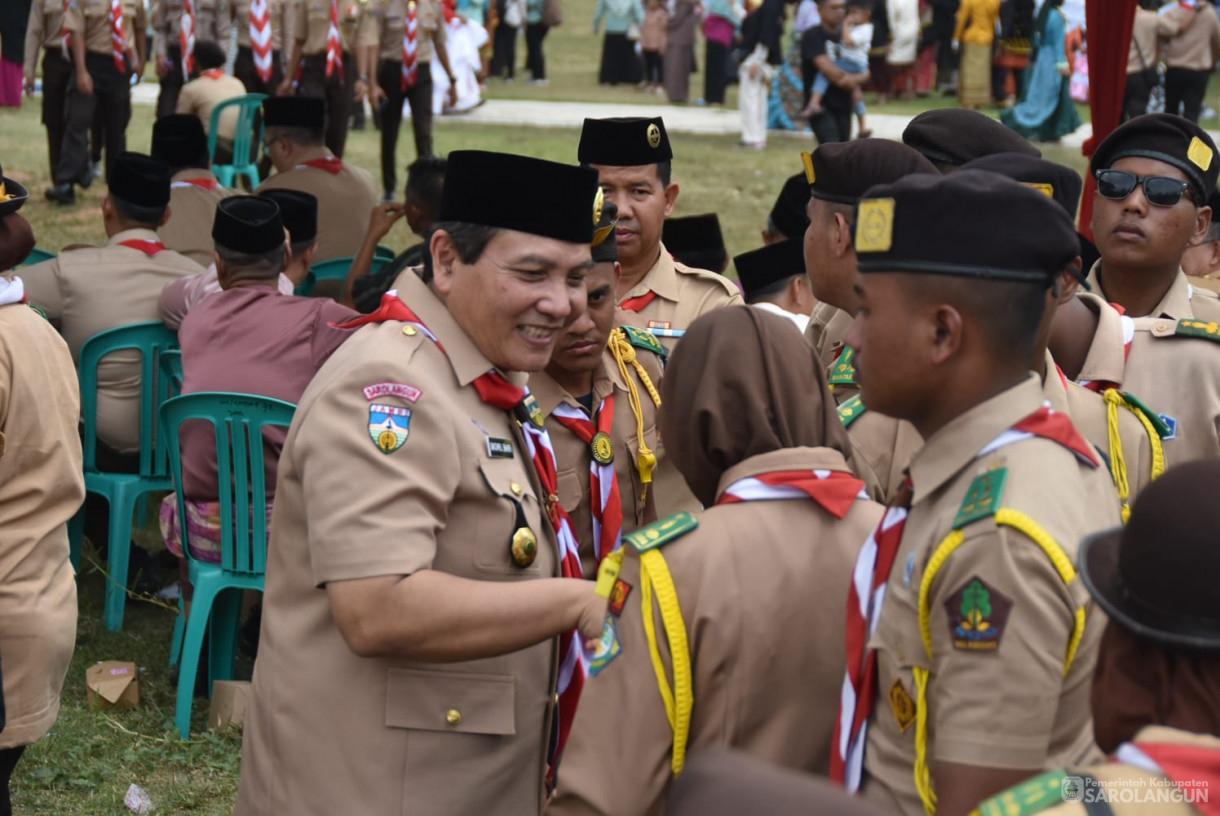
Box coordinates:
[487,437,515,459]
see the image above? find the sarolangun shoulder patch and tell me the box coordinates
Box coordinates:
[1174,318,1220,343]
[625,511,698,553]
[1117,391,1172,438]
[944,575,1013,652]
[838,394,867,428]
[368,404,411,453]
[952,467,1007,529]
[976,769,1073,816]
[617,325,668,360]
[827,347,858,388]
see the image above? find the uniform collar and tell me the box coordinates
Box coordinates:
[620,242,681,304]
[714,446,854,497]
[529,357,615,417]
[171,167,218,182]
[1087,259,1196,319]
[1040,350,1072,416]
[752,301,811,333]
[1076,292,1130,388]
[108,227,163,246]
[396,268,527,388]
[909,374,1046,503]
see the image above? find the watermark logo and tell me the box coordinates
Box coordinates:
[1061,777,1084,803]
[1060,775,1209,806]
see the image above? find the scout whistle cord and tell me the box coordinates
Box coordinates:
[607,327,662,504]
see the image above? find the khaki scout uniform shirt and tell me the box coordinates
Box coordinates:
[257,158,378,262]
[235,270,559,816]
[805,301,854,371]
[176,72,248,141]
[20,229,204,453]
[154,0,233,59]
[529,329,668,576]
[158,169,238,267]
[1166,1,1220,71]
[368,0,444,62]
[1128,6,1183,74]
[619,242,742,348]
[860,377,1119,816]
[294,0,378,54]
[233,0,295,50]
[1085,262,1220,321]
[550,447,884,816]
[66,0,146,55]
[24,0,68,77]
[1074,291,1220,467]
[0,300,83,750]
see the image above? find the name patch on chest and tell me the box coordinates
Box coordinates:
[486,437,515,458]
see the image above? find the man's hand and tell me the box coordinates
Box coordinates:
[23,75,35,97]
[369,82,387,108]
[367,201,407,242]
[133,58,145,83]
[446,83,458,108]
[354,77,367,100]
[156,57,171,78]
[576,583,609,645]
[76,69,94,95]
[276,76,294,96]
[1058,63,1070,77]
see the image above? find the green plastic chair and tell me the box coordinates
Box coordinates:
[20,247,55,266]
[160,350,184,396]
[375,244,396,261]
[69,322,178,631]
[208,93,268,189]
[160,392,295,739]
[295,256,389,297]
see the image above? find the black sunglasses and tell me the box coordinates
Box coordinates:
[1095,169,1195,207]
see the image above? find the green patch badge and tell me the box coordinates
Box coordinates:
[976,770,1072,816]
[1175,319,1220,343]
[838,394,867,429]
[587,616,622,677]
[827,347,858,388]
[1118,391,1172,438]
[625,511,698,553]
[522,393,546,428]
[618,325,668,360]
[368,404,411,454]
[952,467,1007,529]
[944,575,1014,652]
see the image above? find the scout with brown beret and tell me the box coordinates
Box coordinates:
[901,107,1042,172]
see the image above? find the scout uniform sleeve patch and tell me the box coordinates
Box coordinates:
[608,578,633,617]
[1117,391,1172,438]
[838,394,868,429]
[587,616,623,677]
[625,511,698,553]
[855,197,895,254]
[827,346,858,388]
[888,678,916,733]
[951,467,1007,529]
[618,325,668,360]
[943,575,1013,652]
[1189,136,1214,171]
[1174,318,1220,343]
[362,381,422,402]
[368,404,411,453]
[976,769,1074,816]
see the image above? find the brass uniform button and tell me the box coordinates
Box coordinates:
[402,325,417,337]
[445,708,462,726]
[1152,321,1174,337]
[510,481,524,496]
[511,527,537,567]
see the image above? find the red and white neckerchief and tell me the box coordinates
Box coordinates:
[180,0,196,80]
[552,395,623,568]
[401,0,418,91]
[716,468,868,518]
[119,239,167,257]
[325,0,344,78]
[335,293,588,787]
[833,400,1100,790]
[619,290,657,313]
[249,0,273,83]
[298,156,343,174]
[201,68,224,79]
[1078,303,1134,394]
[171,177,220,191]
[1114,741,1220,816]
[109,0,127,72]
[0,277,27,307]
[60,0,71,58]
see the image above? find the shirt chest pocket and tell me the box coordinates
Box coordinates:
[308,3,329,24]
[82,0,108,21]
[385,668,515,736]
[472,458,546,576]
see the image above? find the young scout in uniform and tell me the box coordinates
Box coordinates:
[24,0,76,179]
[234,150,608,816]
[901,107,1041,173]
[529,202,681,576]
[256,95,379,263]
[46,0,147,205]
[153,0,233,117]
[577,116,741,346]
[974,459,1220,816]
[836,171,1122,816]
[175,41,248,158]
[364,0,457,201]
[277,0,377,159]
[152,114,237,268]
[549,306,884,816]
[22,153,203,456]
[0,193,83,816]
[735,238,816,333]
[231,0,295,95]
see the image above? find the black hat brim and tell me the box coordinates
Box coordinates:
[1078,528,1220,651]
[0,177,30,216]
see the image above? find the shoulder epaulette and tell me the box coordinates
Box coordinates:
[1174,318,1220,343]
[625,511,697,553]
[617,325,668,361]
[838,394,867,428]
[827,346,858,388]
[951,467,1008,530]
[976,769,1073,816]
[1117,391,1172,439]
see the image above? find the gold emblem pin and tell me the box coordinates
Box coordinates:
[855,197,895,254]
[801,150,816,185]
[510,527,538,567]
[593,186,604,227]
[591,431,614,465]
[1024,182,1054,198]
[524,394,546,428]
[1189,136,1214,171]
[646,123,661,149]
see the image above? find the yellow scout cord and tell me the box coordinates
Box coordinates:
[639,549,693,776]
[1102,393,1133,523]
[911,510,1087,816]
[608,329,662,502]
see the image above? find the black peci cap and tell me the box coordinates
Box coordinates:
[902,108,1041,168]
[0,164,29,217]
[663,213,727,272]
[263,96,326,130]
[212,196,285,254]
[769,172,812,240]
[152,114,211,171]
[734,238,805,301]
[803,141,938,205]
[854,170,1079,283]
[109,152,172,208]
[1091,113,1219,199]
[578,116,673,166]
[258,188,318,244]
[441,150,601,245]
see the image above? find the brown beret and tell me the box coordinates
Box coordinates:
[902,108,1042,167]
[804,141,938,205]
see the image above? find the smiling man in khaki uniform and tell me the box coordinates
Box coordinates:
[235,150,609,816]
[837,172,1120,816]
[152,114,237,267]
[153,0,233,117]
[577,117,741,348]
